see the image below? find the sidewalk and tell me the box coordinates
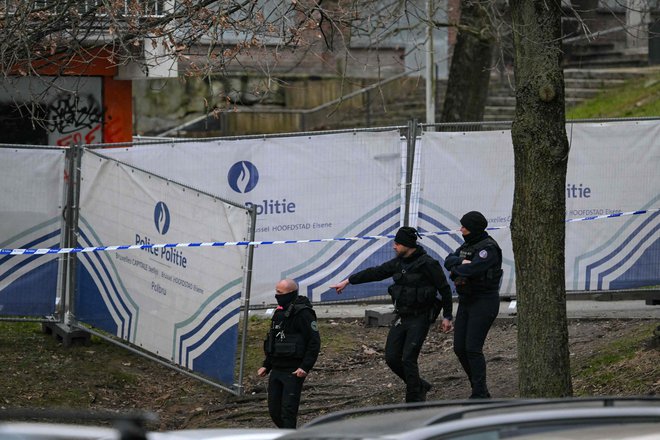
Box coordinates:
[251,299,660,321]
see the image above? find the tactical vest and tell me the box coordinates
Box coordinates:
[456,236,503,294]
[387,254,437,315]
[264,300,315,359]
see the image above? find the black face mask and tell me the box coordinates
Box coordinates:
[275,290,298,307]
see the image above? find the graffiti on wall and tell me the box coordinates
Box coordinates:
[47,93,104,146]
[0,77,104,146]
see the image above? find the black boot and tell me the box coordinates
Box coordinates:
[420,379,432,402]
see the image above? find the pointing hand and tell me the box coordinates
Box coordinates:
[330,279,349,294]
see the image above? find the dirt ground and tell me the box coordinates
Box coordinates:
[2,317,658,431]
[219,318,659,429]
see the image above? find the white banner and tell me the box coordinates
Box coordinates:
[76,150,249,386]
[103,131,403,304]
[416,130,516,294]
[564,120,660,291]
[0,147,65,316]
[418,120,660,294]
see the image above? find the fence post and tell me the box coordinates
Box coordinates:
[366,89,372,127]
[404,119,419,226]
[57,146,74,322]
[236,206,257,396]
[64,144,82,326]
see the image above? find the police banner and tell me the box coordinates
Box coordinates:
[102,131,403,304]
[564,120,659,291]
[0,146,66,316]
[76,150,250,386]
[414,130,516,294]
[418,119,660,294]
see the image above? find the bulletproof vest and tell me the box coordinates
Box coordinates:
[456,236,503,292]
[264,300,315,358]
[387,254,437,315]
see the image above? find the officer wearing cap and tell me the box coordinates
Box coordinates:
[331,226,453,403]
[444,211,503,399]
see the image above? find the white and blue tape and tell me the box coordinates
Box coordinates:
[1,208,657,256]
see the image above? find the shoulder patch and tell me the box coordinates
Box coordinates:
[479,249,488,259]
[310,321,318,332]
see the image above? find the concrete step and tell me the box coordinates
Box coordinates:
[488,80,627,97]
[566,96,588,107]
[563,65,654,78]
[488,83,516,94]
[565,41,618,57]
[564,77,627,89]
[486,96,516,106]
[483,96,587,119]
[565,57,649,69]
[486,93,590,106]
[483,113,514,122]
[484,106,516,117]
[565,88,603,98]
[566,53,640,66]
[490,67,657,82]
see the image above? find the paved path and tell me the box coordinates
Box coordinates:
[252,299,660,321]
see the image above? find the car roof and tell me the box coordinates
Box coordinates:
[0,422,121,439]
[511,423,660,440]
[278,397,660,440]
[0,424,293,440]
[0,408,293,440]
[391,407,660,440]
[148,428,293,440]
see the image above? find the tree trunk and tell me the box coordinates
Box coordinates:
[509,0,573,397]
[440,0,494,123]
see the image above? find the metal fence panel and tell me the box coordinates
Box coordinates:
[0,146,66,318]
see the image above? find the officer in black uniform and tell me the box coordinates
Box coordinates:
[258,279,321,428]
[332,226,453,403]
[444,211,502,399]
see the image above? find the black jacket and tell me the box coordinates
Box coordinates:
[444,231,503,297]
[262,295,321,373]
[348,246,453,320]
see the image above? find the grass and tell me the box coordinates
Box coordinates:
[1,317,365,409]
[1,318,658,416]
[240,316,271,376]
[572,322,659,396]
[239,316,364,376]
[567,71,660,119]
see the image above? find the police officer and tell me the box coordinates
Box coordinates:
[258,279,320,428]
[332,226,453,403]
[444,211,502,399]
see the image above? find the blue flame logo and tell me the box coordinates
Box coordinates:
[154,201,170,235]
[228,161,259,193]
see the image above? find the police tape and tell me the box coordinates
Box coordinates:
[1,208,657,256]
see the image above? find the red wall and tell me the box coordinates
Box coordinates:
[103,77,132,144]
[12,47,133,144]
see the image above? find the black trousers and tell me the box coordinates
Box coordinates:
[267,368,305,428]
[385,313,431,402]
[453,295,499,398]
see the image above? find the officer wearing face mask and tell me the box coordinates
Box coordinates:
[444,211,503,399]
[257,279,320,429]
